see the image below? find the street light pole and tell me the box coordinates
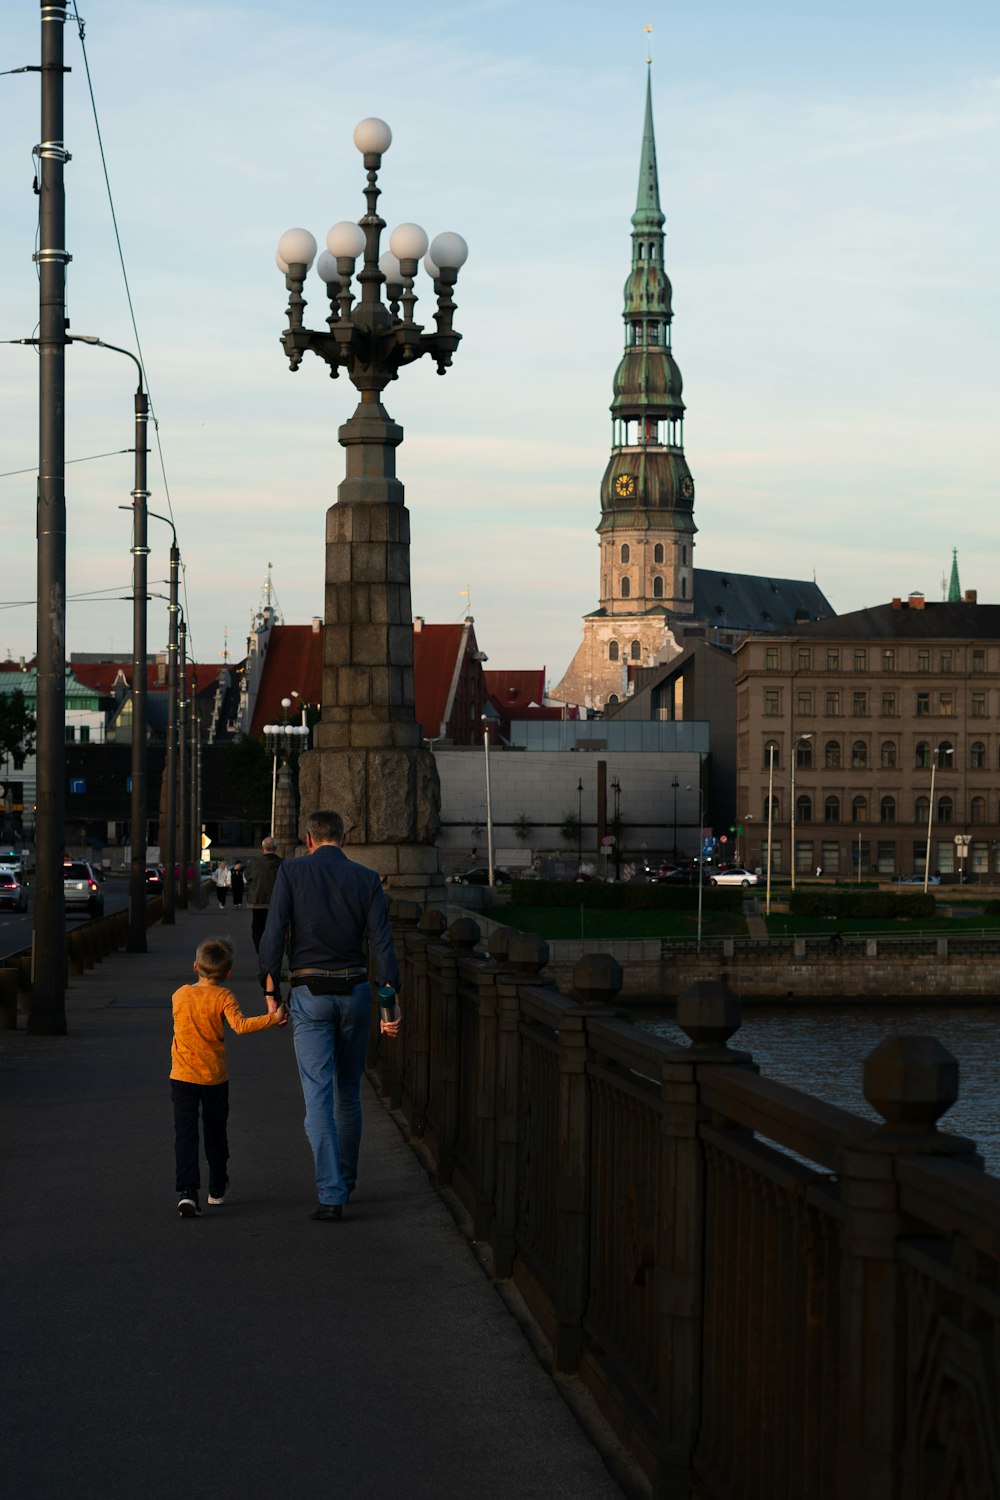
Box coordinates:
[189,671,202,910]
[789,733,813,894]
[176,618,188,909]
[766,741,775,917]
[277,117,467,898]
[671,776,679,860]
[149,514,180,923]
[28,0,71,1034]
[481,717,495,887]
[577,777,583,865]
[924,744,953,893]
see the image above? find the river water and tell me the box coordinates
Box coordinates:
[636,1004,1000,1176]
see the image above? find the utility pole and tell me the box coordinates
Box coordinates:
[28,0,70,1034]
[126,375,149,952]
[176,619,188,908]
[189,673,202,910]
[160,532,180,923]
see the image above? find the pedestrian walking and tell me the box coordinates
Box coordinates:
[170,936,285,1218]
[213,859,231,909]
[258,809,400,1221]
[245,837,282,952]
[230,861,245,910]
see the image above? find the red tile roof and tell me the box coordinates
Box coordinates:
[413,624,466,741]
[484,669,547,713]
[249,625,323,737]
[70,660,223,695]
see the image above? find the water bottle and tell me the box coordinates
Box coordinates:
[378,984,399,1025]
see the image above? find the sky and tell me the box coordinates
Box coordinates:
[0,1,998,687]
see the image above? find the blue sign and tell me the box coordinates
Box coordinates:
[125,776,132,792]
[70,778,86,794]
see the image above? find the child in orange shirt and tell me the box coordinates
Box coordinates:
[170,936,286,1218]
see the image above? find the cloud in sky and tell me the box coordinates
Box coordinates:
[0,0,998,684]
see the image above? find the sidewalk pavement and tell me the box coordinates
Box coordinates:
[1,906,627,1500]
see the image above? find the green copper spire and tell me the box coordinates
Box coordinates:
[632,69,664,235]
[948,548,961,603]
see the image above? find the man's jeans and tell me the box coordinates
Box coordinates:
[290,982,371,1206]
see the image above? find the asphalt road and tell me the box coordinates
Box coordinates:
[0,874,130,960]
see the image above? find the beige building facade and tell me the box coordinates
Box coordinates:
[734,594,1000,880]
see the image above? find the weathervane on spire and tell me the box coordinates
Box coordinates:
[643,22,653,65]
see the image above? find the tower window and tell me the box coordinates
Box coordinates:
[621,577,631,599]
[630,640,641,661]
[681,576,686,599]
[653,576,664,599]
[681,545,687,564]
[620,543,630,565]
[608,641,619,661]
[653,544,664,564]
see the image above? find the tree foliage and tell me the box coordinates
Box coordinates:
[0,690,36,769]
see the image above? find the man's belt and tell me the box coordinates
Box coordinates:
[291,968,368,981]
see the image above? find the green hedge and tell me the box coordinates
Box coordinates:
[509,879,744,911]
[788,889,937,919]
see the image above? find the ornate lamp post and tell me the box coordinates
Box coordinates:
[264,700,309,856]
[923,743,953,893]
[577,778,583,864]
[276,117,467,898]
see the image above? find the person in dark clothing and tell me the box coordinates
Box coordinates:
[245,837,283,952]
[230,861,245,910]
[258,810,400,1221]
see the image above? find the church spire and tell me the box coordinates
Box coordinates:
[632,70,664,235]
[948,548,961,603]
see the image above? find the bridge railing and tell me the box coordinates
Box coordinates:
[374,904,1000,1500]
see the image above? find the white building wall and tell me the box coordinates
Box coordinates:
[435,747,706,863]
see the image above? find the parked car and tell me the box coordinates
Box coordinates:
[895,874,941,886]
[449,866,512,886]
[145,866,164,892]
[63,860,105,915]
[709,867,760,888]
[0,871,28,912]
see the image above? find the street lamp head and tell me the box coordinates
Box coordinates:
[277,227,317,270]
[281,697,292,709]
[326,221,366,261]
[378,250,403,288]
[389,223,429,263]
[353,116,392,156]
[423,251,440,281]
[275,250,290,275]
[316,250,343,286]
[430,232,468,271]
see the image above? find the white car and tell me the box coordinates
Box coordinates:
[709,867,760,888]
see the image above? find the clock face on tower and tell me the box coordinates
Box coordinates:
[680,474,694,500]
[615,474,636,498]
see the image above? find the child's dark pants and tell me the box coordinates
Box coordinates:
[171,1079,229,1195]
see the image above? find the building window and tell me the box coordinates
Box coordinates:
[971,796,987,825]
[764,794,780,820]
[882,649,896,672]
[826,649,840,672]
[65,725,76,742]
[763,739,781,768]
[973,649,986,673]
[881,741,897,769]
[915,795,930,822]
[971,740,986,769]
[797,648,811,670]
[764,691,781,717]
[824,795,840,823]
[681,576,686,599]
[795,794,812,824]
[939,693,954,717]
[822,840,840,874]
[620,543,630,565]
[881,692,897,716]
[915,692,930,717]
[80,726,90,744]
[940,650,953,673]
[681,545,687,564]
[630,640,641,661]
[653,576,664,599]
[915,741,930,768]
[851,740,868,769]
[880,796,896,824]
[825,740,841,769]
[852,795,869,824]
[653,543,664,564]
[608,641,619,661]
[765,648,778,671]
[852,691,868,717]
[825,691,841,716]
[796,739,813,768]
[795,840,814,875]
[621,577,631,598]
[608,693,619,704]
[938,796,954,825]
[917,649,931,673]
[876,841,896,876]
[796,690,814,716]
[853,649,867,672]
[972,693,987,718]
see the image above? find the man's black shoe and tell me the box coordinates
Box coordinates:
[310,1205,343,1222]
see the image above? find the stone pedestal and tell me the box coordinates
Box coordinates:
[301,392,445,905]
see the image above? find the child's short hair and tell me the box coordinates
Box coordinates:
[196,937,234,981]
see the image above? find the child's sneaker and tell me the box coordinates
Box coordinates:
[207,1179,228,1206]
[177,1192,201,1218]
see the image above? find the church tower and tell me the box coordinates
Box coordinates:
[600,70,696,619]
[552,70,695,711]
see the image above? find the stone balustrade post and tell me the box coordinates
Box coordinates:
[402,908,445,1137]
[490,926,523,1279]
[434,917,480,1185]
[837,1034,980,1500]
[469,942,505,1243]
[657,980,755,1500]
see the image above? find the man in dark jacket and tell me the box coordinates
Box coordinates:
[258,810,401,1220]
[245,836,282,952]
